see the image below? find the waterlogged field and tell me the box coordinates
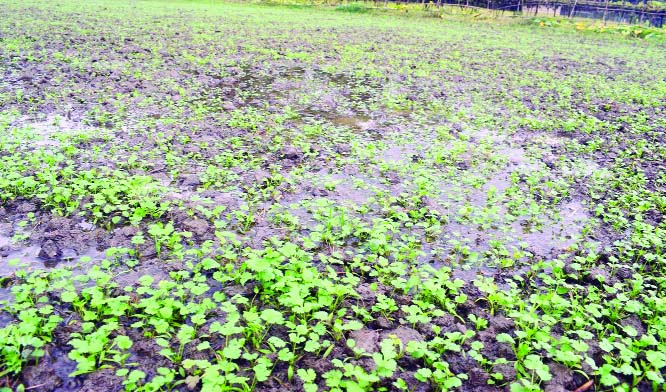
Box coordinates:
[0,1,665,391]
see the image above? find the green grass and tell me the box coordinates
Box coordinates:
[335,3,371,13]
[0,0,665,391]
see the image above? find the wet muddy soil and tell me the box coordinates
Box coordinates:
[1,0,665,391]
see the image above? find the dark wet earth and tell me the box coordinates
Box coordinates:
[1,0,665,391]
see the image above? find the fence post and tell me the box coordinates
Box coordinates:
[602,0,609,24]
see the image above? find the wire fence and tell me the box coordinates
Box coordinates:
[371,0,666,26]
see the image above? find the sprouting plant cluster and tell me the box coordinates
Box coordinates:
[0,0,665,391]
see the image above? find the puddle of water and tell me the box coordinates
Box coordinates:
[482,172,513,194]
[508,200,588,257]
[113,265,171,291]
[380,144,421,164]
[1,245,105,278]
[1,245,43,277]
[13,113,95,149]
[563,157,599,178]
[0,234,10,249]
[433,194,589,263]
[323,174,378,205]
[25,114,85,146]
[501,146,528,165]
[533,133,565,147]
[329,114,374,131]
[472,128,505,143]
[451,266,496,281]
[333,186,375,205]
[437,171,512,215]
[0,308,11,327]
